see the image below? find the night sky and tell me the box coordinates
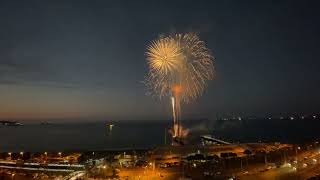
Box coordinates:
[0,0,319,121]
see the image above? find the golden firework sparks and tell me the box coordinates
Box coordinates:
[146,33,214,102]
[145,33,215,138]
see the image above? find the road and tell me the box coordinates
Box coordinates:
[239,167,298,180]
[117,167,180,180]
[239,149,320,180]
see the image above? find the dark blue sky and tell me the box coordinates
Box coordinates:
[0,0,319,121]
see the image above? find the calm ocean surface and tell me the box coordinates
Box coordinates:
[0,119,319,152]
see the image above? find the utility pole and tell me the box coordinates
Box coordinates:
[264,153,268,165]
[164,128,167,145]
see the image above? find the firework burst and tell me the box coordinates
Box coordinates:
[145,33,214,139]
[146,33,214,102]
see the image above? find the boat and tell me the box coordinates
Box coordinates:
[0,120,24,126]
[40,121,53,125]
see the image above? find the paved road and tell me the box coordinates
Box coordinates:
[239,150,320,180]
[118,167,180,180]
[239,167,298,180]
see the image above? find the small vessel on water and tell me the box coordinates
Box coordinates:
[106,122,115,135]
[40,121,54,125]
[108,124,114,131]
[0,120,24,126]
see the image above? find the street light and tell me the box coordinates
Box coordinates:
[295,146,301,162]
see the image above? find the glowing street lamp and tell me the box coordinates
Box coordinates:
[295,146,301,162]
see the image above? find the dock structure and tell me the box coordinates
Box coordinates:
[201,135,231,145]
